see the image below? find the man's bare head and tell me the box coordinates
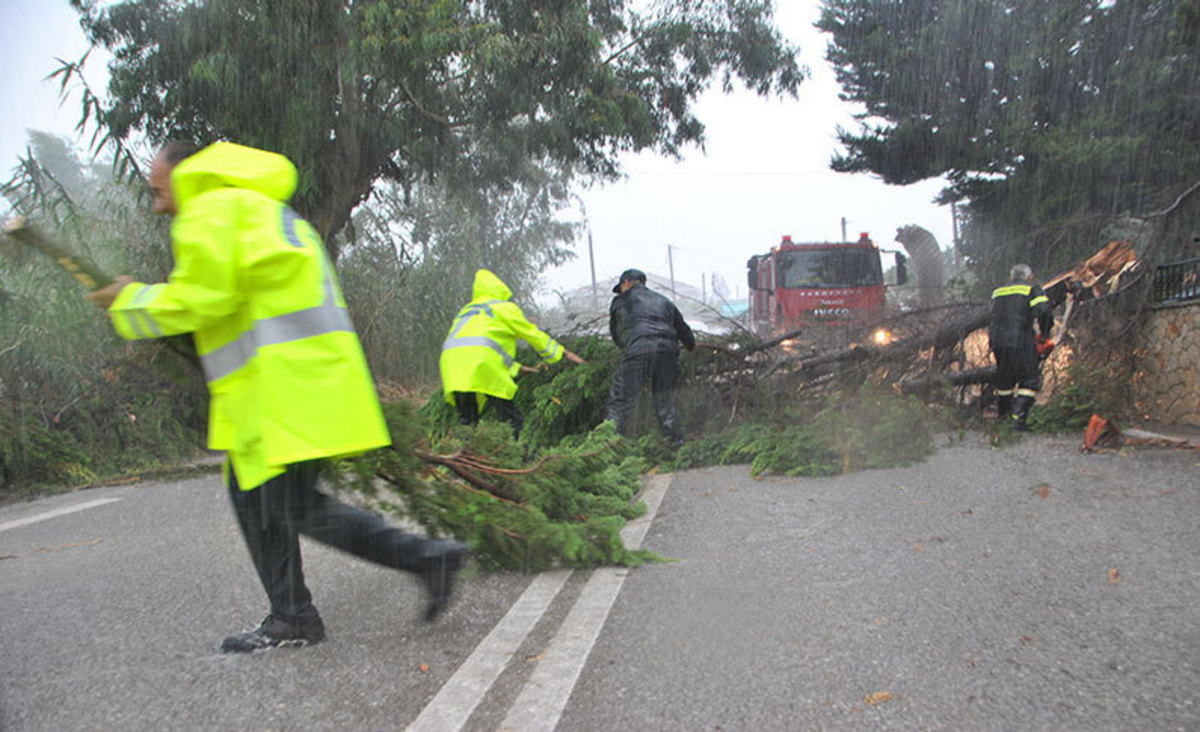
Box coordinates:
[149,141,199,216]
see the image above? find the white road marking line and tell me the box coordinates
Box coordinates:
[407,475,673,732]
[407,569,574,732]
[0,498,121,533]
[498,473,672,732]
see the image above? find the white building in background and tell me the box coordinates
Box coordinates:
[538,271,746,337]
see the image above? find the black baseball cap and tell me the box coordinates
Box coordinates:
[612,268,646,293]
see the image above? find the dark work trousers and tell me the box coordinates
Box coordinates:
[992,346,1041,394]
[606,349,683,442]
[227,460,434,624]
[453,391,524,436]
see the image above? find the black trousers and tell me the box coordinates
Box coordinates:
[227,460,436,623]
[992,346,1041,395]
[452,391,524,436]
[606,349,683,442]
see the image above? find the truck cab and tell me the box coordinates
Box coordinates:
[747,233,906,331]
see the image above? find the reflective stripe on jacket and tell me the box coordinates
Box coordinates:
[439,269,563,403]
[988,281,1053,351]
[108,142,390,490]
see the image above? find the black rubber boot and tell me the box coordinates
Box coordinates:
[417,540,469,622]
[996,394,1013,418]
[1011,395,1034,432]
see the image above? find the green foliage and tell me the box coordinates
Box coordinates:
[57,0,801,390]
[424,330,940,479]
[1,135,209,498]
[339,405,658,571]
[668,385,935,477]
[337,172,579,385]
[1,147,942,561]
[341,352,942,570]
[1030,382,1098,433]
[812,386,936,471]
[671,422,841,477]
[412,333,620,448]
[515,335,622,453]
[72,0,801,252]
[817,0,1200,279]
[1030,363,1134,433]
[0,345,208,496]
[512,425,649,524]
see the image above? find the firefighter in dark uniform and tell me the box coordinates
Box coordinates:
[606,269,695,446]
[989,263,1054,431]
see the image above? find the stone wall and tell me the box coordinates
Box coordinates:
[1135,301,1200,426]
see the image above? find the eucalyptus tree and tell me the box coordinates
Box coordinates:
[69,0,803,261]
[817,0,1200,281]
[338,164,579,382]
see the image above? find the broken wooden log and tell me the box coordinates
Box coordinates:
[694,239,1146,406]
[899,367,996,397]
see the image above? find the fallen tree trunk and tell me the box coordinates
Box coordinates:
[781,305,989,374]
[899,367,996,397]
[766,240,1138,381]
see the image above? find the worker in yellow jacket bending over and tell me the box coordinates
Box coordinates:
[440,268,584,435]
[87,141,466,653]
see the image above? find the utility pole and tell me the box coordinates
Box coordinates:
[573,194,598,309]
[701,272,707,304]
[667,244,676,298]
[951,200,962,267]
[587,219,597,309]
[841,216,848,242]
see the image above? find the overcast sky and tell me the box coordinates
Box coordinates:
[0,2,99,171]
[557,1,954,307]
[1,2,955,307]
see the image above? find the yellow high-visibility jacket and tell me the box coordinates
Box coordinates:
[107,142,390,490]
[439,269,563,405]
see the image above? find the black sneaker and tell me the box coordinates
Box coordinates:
[418,540,469,622]
[220,614,326,653]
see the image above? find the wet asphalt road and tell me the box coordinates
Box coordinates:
[1,431,1197,730]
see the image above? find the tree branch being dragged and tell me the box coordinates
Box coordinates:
[333,404,664,572]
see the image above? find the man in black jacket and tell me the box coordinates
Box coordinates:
[989,263,1054,431]
[606,269,695,445]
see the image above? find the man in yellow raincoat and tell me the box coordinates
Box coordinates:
[87,141,467,653]
[440,269,584,435]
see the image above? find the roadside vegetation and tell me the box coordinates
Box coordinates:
[3,1,1198,565]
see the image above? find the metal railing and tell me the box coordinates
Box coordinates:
[1153,258,1200,303]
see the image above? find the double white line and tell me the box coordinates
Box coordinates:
[408,474,672,732]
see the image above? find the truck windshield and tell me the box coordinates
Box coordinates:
[775,248,883,289]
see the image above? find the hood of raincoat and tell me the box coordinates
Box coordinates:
[471,269,513,301]
[171,142,299,208]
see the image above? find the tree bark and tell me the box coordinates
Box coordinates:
[899,366,996,396]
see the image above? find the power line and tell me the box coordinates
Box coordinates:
[620,169,837,178]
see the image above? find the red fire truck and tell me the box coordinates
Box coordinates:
[746,233,907,331]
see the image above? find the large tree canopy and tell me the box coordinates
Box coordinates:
[70,0,803,256]
[817,0,1200,279]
